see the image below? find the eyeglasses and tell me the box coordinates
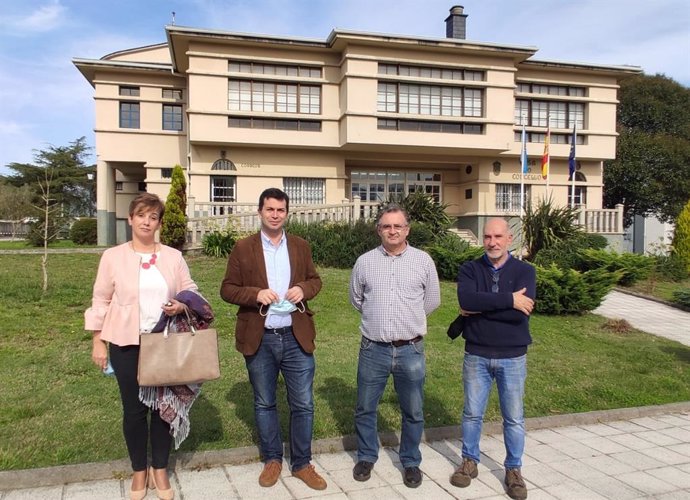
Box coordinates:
[378,224,408,232]
[491,273,500,293]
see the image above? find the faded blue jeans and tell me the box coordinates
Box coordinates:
[355,337,426,468]
[245,329,315,471]
[461,353,527,469]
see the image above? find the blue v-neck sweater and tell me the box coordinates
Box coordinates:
[457,255,536,359]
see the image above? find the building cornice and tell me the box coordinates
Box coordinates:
[521,59,642,77]
[165,24,539,73]
[72,58,174,86]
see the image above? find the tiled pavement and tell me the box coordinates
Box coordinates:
[2,290,689,499]
[594,290,690,347]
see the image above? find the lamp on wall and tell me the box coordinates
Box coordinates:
[492,161,501,175]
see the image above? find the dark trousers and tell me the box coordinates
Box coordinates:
[109,344,172,471]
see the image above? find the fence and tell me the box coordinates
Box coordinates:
[186,196,378,247]
[185,197,625,248]
[0,220,31,238]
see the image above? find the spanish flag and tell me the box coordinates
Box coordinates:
[541,127,550,179]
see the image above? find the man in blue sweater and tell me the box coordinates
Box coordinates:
[451,217,536,500]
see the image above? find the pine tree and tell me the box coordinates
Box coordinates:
[160,165,187,250]
[672,198,690,273]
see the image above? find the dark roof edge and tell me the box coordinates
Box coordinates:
[523,58,642,74]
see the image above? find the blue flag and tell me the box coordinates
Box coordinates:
[521,125,528,174]
[568,123,577,180]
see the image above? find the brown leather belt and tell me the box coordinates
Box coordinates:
[374,335,423,348]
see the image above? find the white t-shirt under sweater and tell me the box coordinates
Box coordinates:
[136,252,169,332]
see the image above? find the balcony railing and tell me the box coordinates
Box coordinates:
[185,197,624,248]
[186,196,378,247]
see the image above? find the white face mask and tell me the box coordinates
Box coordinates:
[260,299,305,316]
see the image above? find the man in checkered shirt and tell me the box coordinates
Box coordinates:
[349,203,441,489]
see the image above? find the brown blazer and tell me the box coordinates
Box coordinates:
[220,232,322,355]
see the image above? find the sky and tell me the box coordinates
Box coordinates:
[0,0,688,176]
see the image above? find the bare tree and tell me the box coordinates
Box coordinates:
[33,168,61,292]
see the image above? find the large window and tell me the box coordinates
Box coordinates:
[515,99,584,129]
[378,118,482,134]
[350,171,442,203]
[228,81,320,114]
[496,184,531,212]
[284,178,325,204]
[379,63,484,81]
[162,105,183,131]
[119,86,140,96]
[210,176,236,215]
[378,82,483,117]
[517,83,585,97]
[567,186,587,207]
[119,102,140,129]
[229,61,321,78]
[162,88,183,99]
[229,117,321,131]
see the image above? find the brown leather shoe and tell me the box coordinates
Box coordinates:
[292,464,327,490]
[259,460,282,487]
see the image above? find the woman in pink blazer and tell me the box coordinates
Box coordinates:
[85,193,196,500]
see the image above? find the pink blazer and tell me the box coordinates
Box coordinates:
[85,242,197,346]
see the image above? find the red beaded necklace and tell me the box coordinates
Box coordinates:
[132,243,158,269]
[141,252,157,269]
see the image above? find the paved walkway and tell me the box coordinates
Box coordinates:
[1,291,689,499]
[594,290,690,347]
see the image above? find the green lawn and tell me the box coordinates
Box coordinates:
[624,276,690,303]
[1,253,689,471]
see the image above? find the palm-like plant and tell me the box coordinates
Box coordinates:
[521,197,582,260]
[378,191,452,236]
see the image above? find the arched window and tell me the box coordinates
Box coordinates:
[574,171,586,182]
[211,158,236,171]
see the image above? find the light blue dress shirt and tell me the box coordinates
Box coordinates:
[261,230,292,328]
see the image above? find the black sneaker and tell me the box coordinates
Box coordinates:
[403,466,422,488]
[450,457,478,487]
[352,461,374,482]
[505,468,528,499]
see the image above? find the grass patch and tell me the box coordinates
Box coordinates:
[0,239,100,250]
[624,276,690,303]
[1,253,689,470]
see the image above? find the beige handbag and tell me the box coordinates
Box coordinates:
[138,313,220,386]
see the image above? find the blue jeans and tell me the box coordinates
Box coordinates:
[461,353,527,469]
[245,330,315,471]
[355,337,426,468]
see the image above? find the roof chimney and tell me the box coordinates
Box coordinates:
[445,5,467,39]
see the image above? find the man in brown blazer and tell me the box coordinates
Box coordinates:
[220,187,326,490]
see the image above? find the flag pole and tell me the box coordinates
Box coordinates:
[519,115,527,260]
[543,115,550,200]
[569,122,577,208]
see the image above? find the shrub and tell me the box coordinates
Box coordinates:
[286,219,379,268]
[672,198,690,273]
[407,221,436,249]
[672,288,690,308]
[70,218,97,245]
[26,217,59,247]
[532,232,608,270]
[535,265,620,315]
[653,254,689,282]
[160,165,187,250]
[378,191,452,236]
[202,227,238,258]
[426,235,484,281]
[577,249,655,286]
[522,197,583,260]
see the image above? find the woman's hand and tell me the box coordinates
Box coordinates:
[162,299,186,316]
[91,334,108,370]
